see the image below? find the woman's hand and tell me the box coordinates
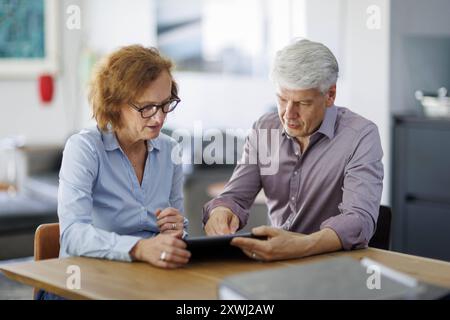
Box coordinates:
[156,207,185,234]
[130,231,191,268]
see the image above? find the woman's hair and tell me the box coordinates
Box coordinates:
[89,45,177,131]
[270,39,339,93]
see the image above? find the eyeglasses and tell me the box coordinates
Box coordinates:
[128,95,180,118]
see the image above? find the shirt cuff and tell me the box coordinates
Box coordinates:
[320,214,369,251]
[111,235,142,262]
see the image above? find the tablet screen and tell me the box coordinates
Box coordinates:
[184,232,267,260]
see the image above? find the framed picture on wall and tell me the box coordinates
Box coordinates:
[0,0,58,78]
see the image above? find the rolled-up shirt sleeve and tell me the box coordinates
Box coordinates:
[320,124,384,250]
[58,135,141,262]
[202,124,262,228]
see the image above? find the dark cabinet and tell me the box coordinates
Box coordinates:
[404,202,450,259]
[392,115,450,261]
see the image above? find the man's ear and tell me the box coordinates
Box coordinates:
[325,84,337,107]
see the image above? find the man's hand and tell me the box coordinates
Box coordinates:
[204,206,240,235]
[231,226,342,261]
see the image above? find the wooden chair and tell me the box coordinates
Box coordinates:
[33,223,60,298]
[34,223,60,261]
[368,205,392,250]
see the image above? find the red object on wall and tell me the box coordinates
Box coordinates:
[38,74,54,104]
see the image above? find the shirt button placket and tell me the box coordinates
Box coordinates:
[290,170,299,212]
[289,177,296,212]
[140,206,146,228]
[291,156,302,223]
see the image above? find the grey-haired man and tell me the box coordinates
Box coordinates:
[202,39,384,261]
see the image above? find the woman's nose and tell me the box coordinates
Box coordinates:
[151,108,166,122]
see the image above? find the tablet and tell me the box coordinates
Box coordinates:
[184,232,267,260]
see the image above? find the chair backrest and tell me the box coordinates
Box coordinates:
[369,206,392,250]
[33,223,60,299]
[34,223,60,261]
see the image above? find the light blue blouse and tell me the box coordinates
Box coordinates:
[57,126,187,262]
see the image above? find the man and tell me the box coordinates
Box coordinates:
[202,39,384,261]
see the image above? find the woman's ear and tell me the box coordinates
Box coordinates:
[326,85,337,107]
[171,80,179,97]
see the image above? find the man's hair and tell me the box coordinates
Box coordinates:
[89,45,177,131]
[270,39,339,93]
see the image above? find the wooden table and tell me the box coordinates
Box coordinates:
[2,248,450,300]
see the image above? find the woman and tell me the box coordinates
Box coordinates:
[36,46,190,300]
[59,45,190,268]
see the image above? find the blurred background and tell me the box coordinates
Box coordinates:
[1,0,450,299]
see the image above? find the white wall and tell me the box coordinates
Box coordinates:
[390,0,450,113]
[170,0,391,206]
[343,0,391,205]
[78,0,157,129]
[0,0,83,145]
[166,72,275,132]
[302,0,390,205]
[82,0,155,54]
[0,0,156,145]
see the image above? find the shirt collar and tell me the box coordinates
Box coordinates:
[317,105,337,140]
[102,128,161,152]
[281,105,337,140]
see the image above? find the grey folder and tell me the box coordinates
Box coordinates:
[218,257,450,300]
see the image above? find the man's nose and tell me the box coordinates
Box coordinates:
[285,101,299,119]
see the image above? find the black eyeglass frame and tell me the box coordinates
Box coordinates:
[128,95,180,119]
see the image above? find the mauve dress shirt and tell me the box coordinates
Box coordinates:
[203,105,384,250]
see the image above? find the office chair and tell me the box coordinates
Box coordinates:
[368,205,392,250]
[33,223,60,297]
